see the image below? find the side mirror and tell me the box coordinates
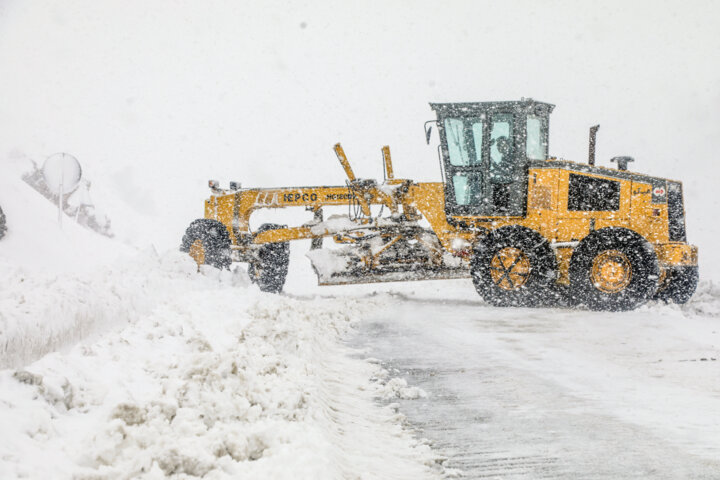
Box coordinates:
[424,120,437,145]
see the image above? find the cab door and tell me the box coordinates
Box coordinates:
[441,112,528,217]
[487,112,524,216]
[442,116,485,216]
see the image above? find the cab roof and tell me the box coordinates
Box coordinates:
[430,99,555,117]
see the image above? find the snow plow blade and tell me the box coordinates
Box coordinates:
[315,267,471,286]
[306,248,470,286]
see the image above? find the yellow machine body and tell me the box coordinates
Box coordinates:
[203,159,696,286]
[185,100,697,309]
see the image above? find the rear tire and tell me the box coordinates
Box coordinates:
[471,226,557,307]
[569,227,658,311]
[248,223,290,293]
[654,266,698,304]
[180,219,232,269]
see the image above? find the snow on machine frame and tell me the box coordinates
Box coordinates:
[181,99,698,311]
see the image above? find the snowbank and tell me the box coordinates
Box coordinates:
[0,250,208,369]
[679,280,720,318]
[0,160,144,367]
[0,254,441,479]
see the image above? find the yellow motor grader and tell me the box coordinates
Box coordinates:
[181,99,698,311]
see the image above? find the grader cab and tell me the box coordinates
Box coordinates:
[181,99,698,311]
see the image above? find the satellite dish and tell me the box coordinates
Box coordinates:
[43,153,82,195]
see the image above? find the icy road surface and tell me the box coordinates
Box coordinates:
[348,281,720,479]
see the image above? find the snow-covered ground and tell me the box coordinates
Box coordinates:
[0,254,442,479]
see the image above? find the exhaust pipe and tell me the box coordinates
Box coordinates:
[588,125,600,166]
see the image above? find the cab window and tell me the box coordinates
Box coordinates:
[452,172,482,205]
[444,118,483,166]
[489,114,514,183]
[445,118,469,166]
[526,115,546,160]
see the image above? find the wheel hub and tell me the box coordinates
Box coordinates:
[490,247,531,291]
[189,239,206,266]
[591,250,632,293]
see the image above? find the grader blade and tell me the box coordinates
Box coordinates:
[313,268,472,287]
[305,248,470,286]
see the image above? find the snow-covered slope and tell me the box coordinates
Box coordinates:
[0,159,127,273]
[0,162,143,368]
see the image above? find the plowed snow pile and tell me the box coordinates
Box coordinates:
[0,253,440,479]
[0,159,440,479]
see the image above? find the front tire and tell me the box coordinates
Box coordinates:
[248,223,290,293]
[180,219,232,269]
[569,228,658,311]
[471,226,557,307]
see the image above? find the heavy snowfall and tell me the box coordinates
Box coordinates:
[1,1,720,479]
